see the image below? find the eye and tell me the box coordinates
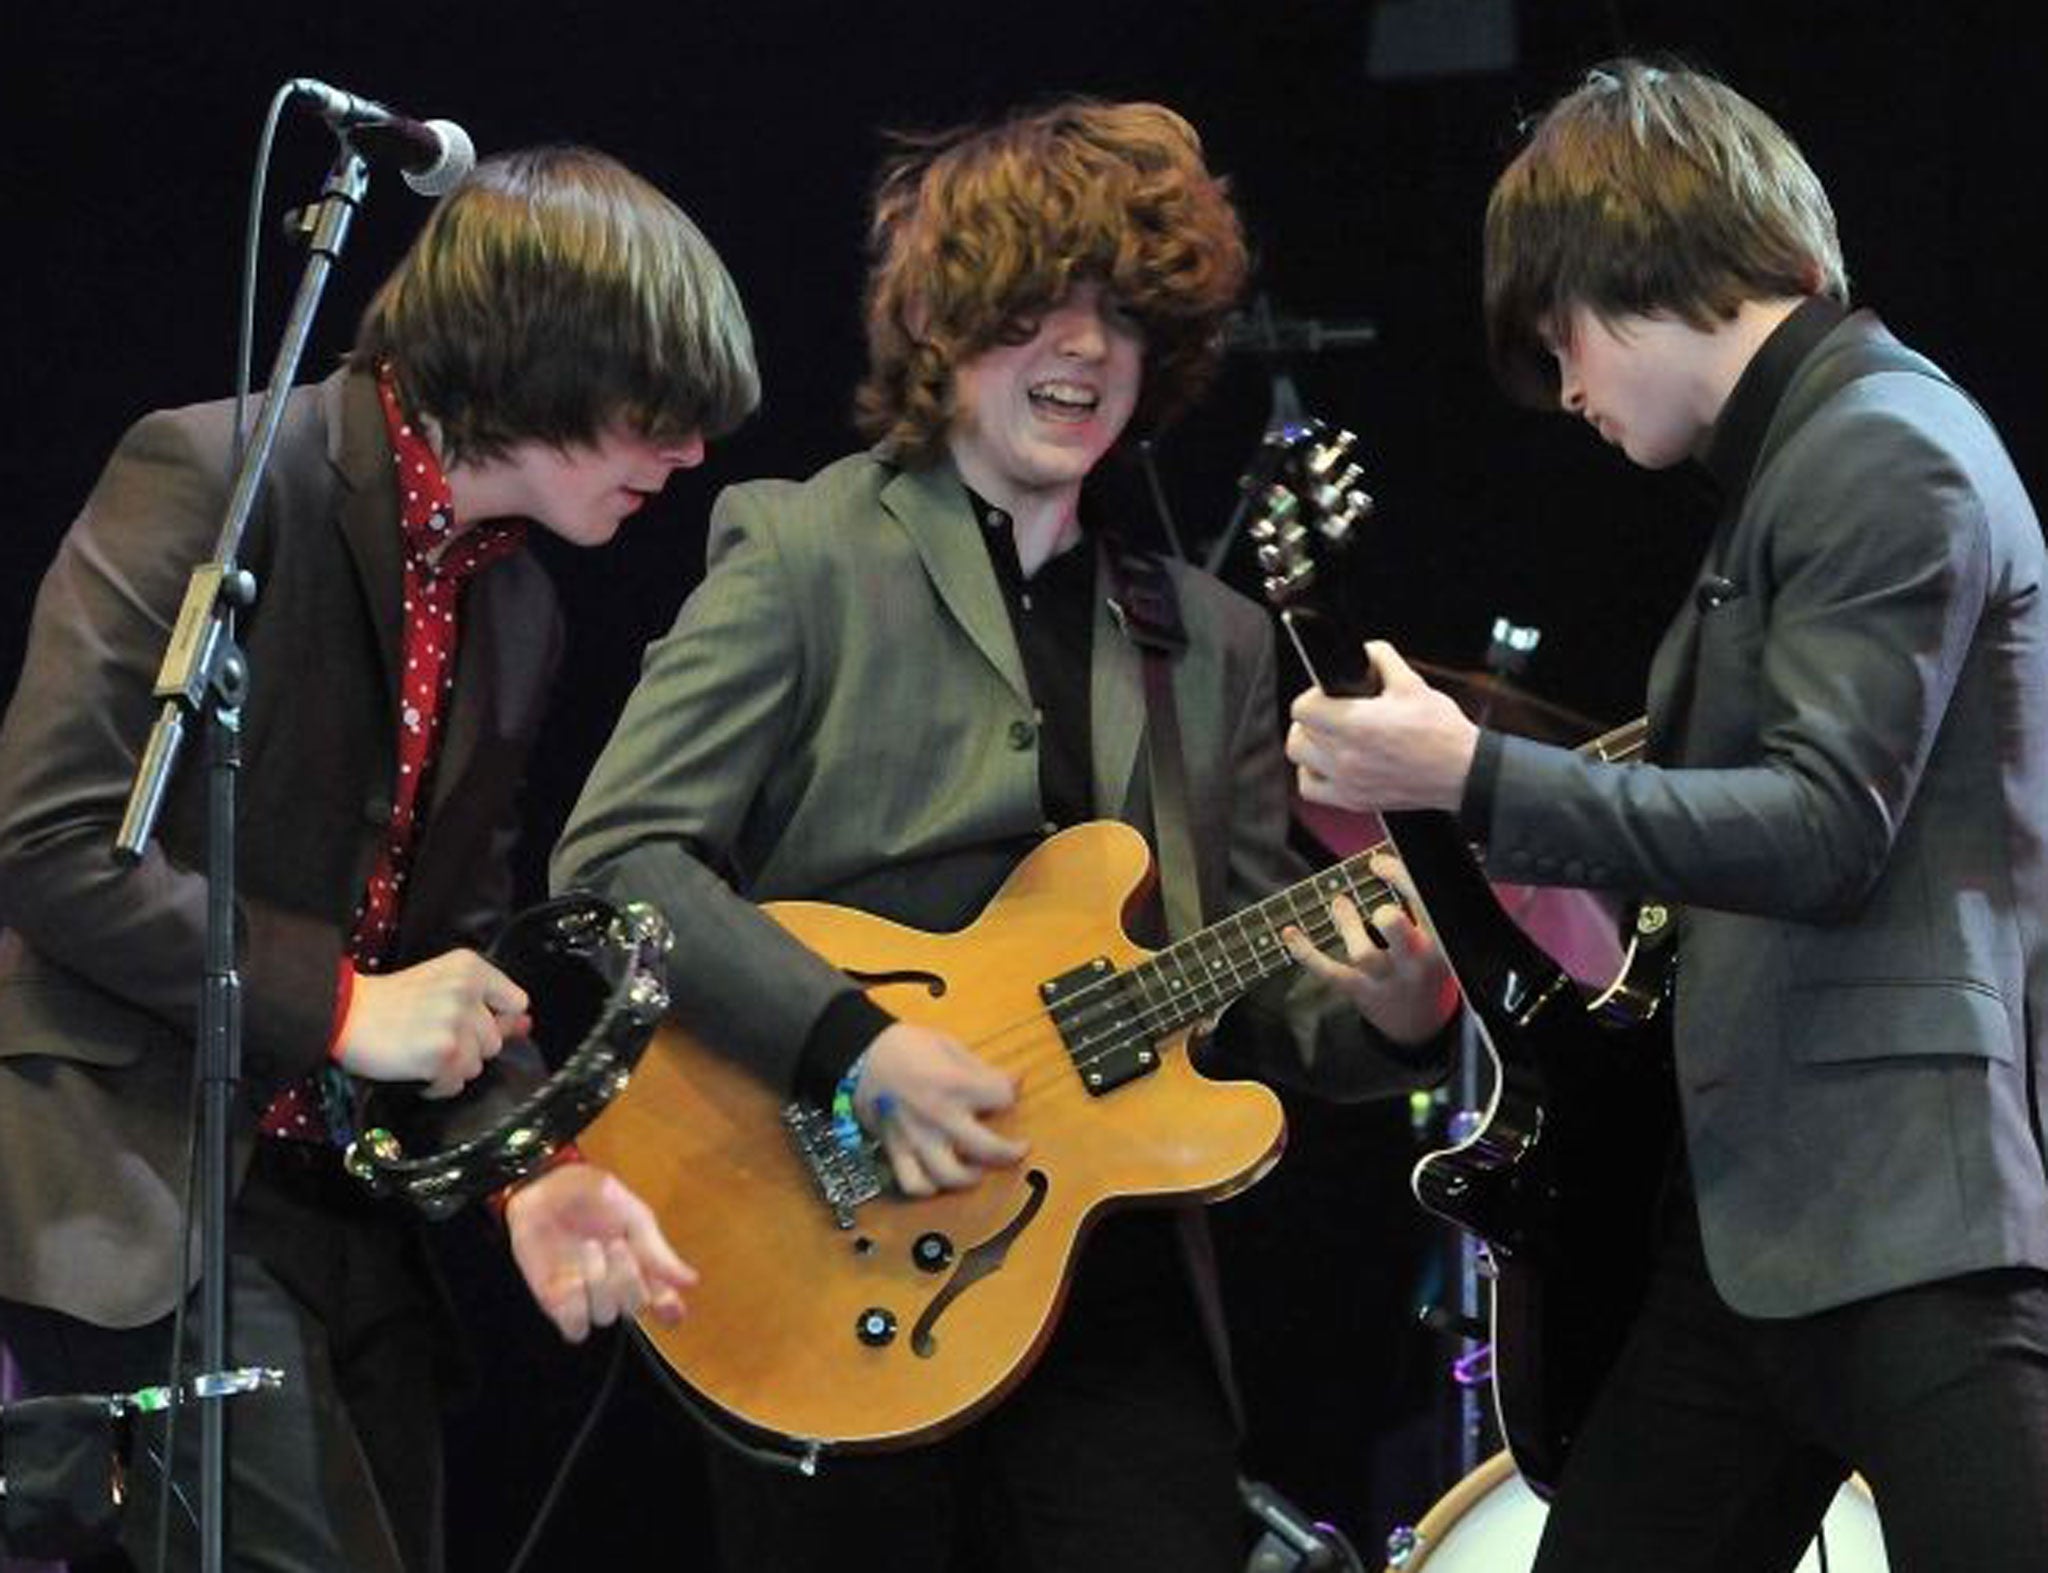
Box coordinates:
[995,315,1041,346]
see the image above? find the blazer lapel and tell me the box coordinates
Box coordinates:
[325,370,405,714]
[880,460,1030,705]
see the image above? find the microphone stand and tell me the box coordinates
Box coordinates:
[113,141,371,1573]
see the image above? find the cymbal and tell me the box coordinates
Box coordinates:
[1411,660,1607,745]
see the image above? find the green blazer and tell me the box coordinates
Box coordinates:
[552,448,1425,1104]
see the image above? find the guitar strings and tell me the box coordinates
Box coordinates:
[852,721,1650,1102]
[927,861,1402,1096]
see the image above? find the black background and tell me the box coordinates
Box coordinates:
[4,2,2042,1568]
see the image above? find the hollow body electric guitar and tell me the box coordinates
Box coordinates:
[1243,417,1680,1496]
[579,818,1424,1460]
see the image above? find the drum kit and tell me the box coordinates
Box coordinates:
[1386,1451,1889,1571]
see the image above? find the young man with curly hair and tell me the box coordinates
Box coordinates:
[0,146,759,1571]
[1288,61,2048,1572]
[552,99,1455,1572]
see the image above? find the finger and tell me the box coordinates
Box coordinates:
[1369,902,1428,961]
[1290,685,1342,729]
[1282,925,1354,989]
[1284,717,1317,767]
[475,958,529,1018]
[1329,895,1388,959]
[957,1071,1020,1117]
[943,1111,1028,1165]
[910,1131,980,1191]
[1296,767,1340,807]
[588,1238,640,1329]
[467,1008,505,1068]
[1368,853,1423,918]
[615,1182,700,1292]
[882,1132,935,1198]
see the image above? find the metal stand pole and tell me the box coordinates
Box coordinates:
[113,145,371,1573]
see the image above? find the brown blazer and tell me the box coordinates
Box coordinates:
[0,369,559,1327]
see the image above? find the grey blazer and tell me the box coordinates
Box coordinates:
[0,370,558,1326]
[552,449,1422,1105]
[1476,315,2048,1317]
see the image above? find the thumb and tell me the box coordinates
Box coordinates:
[1364,639,1419,692]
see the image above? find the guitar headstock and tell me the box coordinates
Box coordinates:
[1239,417,1379,699]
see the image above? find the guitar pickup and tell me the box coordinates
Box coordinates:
[782,1100,884,1228]
[1042,958,1160,1097]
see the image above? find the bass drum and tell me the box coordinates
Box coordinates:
[1383,1450,1889,1571]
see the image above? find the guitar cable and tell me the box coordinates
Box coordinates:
[500,1325,632,1573]
[630,1332,828,1476]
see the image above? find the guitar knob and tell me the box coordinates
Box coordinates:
[912,1232,955,1272]
[855,1307,898,1347]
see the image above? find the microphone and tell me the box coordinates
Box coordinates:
[288,77,475,196]
[1695,574,1742,611]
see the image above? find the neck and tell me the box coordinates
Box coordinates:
[1695,296,1811,442]
[948,451,1084,577]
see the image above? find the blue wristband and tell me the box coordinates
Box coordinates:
[830,1051,869,1154]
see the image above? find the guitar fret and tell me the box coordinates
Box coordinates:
[1130,849,1389,1033]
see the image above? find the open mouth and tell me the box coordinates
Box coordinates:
[1028,380,1100,422]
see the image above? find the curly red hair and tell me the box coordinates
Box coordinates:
[856,100,1247,465]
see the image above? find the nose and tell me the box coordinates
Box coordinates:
[661,432,706,469]
[1052,303,1109,362]
[1554,353,1585,414]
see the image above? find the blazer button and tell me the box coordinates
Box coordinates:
[1008,719,1036,750]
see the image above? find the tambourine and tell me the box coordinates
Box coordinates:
[344,894,671,1219]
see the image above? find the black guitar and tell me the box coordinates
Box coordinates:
[1242,418,1680,1496]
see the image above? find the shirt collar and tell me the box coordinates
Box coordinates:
[1697,295,1848,495]
[374,363,526,577]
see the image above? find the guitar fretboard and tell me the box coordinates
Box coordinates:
[1126,853,1391,1034]
[1053,713,1647,1068]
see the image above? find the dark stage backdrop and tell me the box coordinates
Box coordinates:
[4,3,2041,1568]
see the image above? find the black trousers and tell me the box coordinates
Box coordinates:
[1532,1180,2048,1573]
[699,1212,1247,1573]
[0,1142,454,1573]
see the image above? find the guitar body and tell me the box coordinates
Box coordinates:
[1244,415,1680,1495]
[577,821,1286,1453]
[1412,970,1677,1496]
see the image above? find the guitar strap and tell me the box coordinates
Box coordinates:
[1103,535,1249,1432]
[1103,535,1202,942]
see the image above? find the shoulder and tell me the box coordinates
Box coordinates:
[712,451,893,536]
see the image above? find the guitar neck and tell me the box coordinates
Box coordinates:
[1131,849,1395,1034]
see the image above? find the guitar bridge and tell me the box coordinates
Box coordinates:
[1043,958,1159,1097]
[782,1101,884,1227]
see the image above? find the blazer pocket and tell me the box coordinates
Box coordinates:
[1787,978,2014,1066]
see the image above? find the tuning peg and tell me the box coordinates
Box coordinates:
[1307,428,1359,480]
